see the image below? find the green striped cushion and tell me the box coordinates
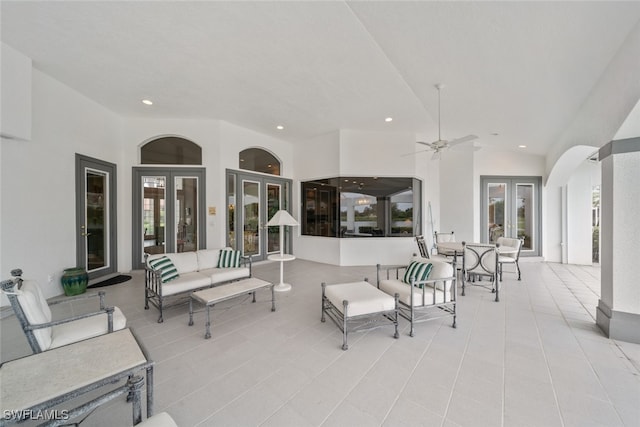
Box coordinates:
[402,261,433,287]
[217,249,242,268]
[148,256,180,283]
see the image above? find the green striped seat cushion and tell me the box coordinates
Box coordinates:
[217,249,242,268]
[148,256,180,283]
[402,261,433,288]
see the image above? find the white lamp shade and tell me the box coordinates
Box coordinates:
[267,210,299,227]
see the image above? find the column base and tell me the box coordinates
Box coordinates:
[596,300,640,344]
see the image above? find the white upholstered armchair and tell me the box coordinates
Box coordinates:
[496,237,523,281]
[1,269,127,353]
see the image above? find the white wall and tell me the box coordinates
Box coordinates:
[1,43,32,141]
[338,129,416,175]
[566,161,597,265]
[439,149,474,242]
[1,69,123,302]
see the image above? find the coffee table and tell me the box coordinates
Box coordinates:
[321,280,399,350]
[0,328,154,426]
[189,277,274,339]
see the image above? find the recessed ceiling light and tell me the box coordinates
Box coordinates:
[491,132,499,136]
[276,125,284,130]
[519,145,527,149]
[385,117,393,122]
[142,99,153,105]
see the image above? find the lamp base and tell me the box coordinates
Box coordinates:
[274,282,292,292]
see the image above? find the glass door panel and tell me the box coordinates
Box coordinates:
[227,175,236,250]
[487,182,507,244]
[243,180,260,257]
[85,170,108,272]
[143,177,166,257]
[516,183,534,251]
[175,177,198,253]
[267,183,281,253]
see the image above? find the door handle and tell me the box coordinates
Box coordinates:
[81,225,91,237]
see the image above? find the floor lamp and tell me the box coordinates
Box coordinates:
[266,210,299,292]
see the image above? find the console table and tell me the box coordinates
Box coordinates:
[0,328,154,426]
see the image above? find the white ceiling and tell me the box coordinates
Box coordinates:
[2,1,640,156]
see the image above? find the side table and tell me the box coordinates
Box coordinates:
[267,253,295,292]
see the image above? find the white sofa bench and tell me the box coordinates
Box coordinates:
[144,248,251,323]
[377,256,457,337]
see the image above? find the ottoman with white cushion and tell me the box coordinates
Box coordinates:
[321,280,399,350]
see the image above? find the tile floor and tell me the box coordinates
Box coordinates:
[1,259,639,427]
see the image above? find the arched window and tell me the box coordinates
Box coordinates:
[141,137,202,165]
[239,148,280,176]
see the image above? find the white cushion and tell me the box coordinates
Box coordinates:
[409,257,454,292]
[324,282,395,317]
[159,272,211,296]
[497,237,521,260]
[499,255,517,264]
[50,306,127,349]
[196,249,222,271]
[206,267,251,285]
[164,252,199,274]
[16,281,53,350]
[379,279,450,307]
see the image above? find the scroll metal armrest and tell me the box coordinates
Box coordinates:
[26,306,116,332]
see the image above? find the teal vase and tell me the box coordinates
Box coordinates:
[61,267,88,296]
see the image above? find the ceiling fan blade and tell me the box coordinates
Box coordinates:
[447,134,478,147]
[416,141,434,148]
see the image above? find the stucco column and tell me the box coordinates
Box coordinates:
[596,137,640,343]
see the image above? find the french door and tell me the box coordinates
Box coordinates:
[480,176,541,256]
[226,170,292,262]
[132,167,206,269]
[75,155,117,279]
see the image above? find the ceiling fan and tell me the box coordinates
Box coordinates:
[415,84,478,160]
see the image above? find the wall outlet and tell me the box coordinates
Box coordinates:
[47,274,54,283]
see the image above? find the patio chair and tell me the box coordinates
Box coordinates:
[415,235,452,263]
[461,242,500,302]
[1,269,127,353]
[497,236,523,281]
[434,231,457,257]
